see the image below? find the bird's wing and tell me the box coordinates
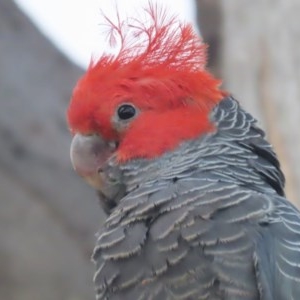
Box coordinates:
[254,195,300,300]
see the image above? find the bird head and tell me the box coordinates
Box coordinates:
[67,4,224,204]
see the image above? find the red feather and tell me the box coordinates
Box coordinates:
[67,2,225,161]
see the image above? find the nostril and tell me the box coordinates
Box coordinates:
[108,141,119,150]
[108,142,115,149]
[98,168,104,174]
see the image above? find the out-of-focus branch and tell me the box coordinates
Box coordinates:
[0,0,103,299]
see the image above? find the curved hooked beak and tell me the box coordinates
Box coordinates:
[70,134,118,192]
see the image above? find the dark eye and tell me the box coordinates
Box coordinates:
[117,104,136,120]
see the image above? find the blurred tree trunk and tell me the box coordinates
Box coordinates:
[196,0,300,206]
[0,0,104,299]
[195,0,223,78]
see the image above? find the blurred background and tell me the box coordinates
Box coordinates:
[0,0,299,299]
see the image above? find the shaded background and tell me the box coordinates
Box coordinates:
[0,0,299,299]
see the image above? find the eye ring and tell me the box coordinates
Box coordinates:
[117,104,136,120]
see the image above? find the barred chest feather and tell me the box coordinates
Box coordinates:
[92,97,300,300]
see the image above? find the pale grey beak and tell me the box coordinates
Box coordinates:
[70,133,117,191]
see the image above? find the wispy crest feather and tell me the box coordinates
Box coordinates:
[91,2,207,71]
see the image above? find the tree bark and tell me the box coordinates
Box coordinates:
[196,0,300,206]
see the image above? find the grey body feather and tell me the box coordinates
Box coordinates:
[94,97,300,299]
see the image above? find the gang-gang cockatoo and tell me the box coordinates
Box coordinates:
[67,4,300,300]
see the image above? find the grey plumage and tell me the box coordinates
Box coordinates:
[93,97,300,299]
